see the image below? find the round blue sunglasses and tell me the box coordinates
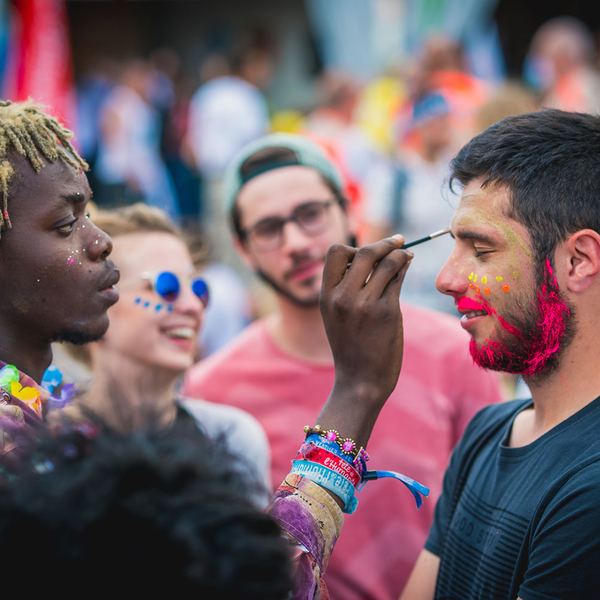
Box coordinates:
[123,271,209,307]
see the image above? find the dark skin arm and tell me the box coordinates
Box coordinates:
[316,235,413,505]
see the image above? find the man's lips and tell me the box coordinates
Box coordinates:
[98,266,120,291]
[456,296,491,314]
[286,259,323,281]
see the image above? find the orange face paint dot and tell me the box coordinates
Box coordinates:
[469,283,475,289]
[502,284,510,292]
[484,287,491,295]
[475,286,480,295]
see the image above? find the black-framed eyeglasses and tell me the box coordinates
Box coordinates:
[240,199,338,251]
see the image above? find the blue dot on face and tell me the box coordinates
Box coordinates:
[155,304,162,312]
[167,305,174,312]
[135,297,142,304]
[144,301,151,308]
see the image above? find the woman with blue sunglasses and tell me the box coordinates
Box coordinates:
[52,204,270,502]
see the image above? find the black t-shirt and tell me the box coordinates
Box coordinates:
[426,397,600,600]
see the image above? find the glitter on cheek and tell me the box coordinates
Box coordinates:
[469,283,475,289]
[67,257,75,265]
[481,276,488,284]
[502,284,510,292]
[468,272,474,280]
[475,285,480,295]
[496,276,503,282]
[484,288,491,295]
[474,275,478,282]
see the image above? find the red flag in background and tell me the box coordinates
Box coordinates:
[9,0,75,127]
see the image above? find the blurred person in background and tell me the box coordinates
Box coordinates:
[526,16,600,114]
[51,204,270,500]
[475,81,538,134]
[94,59,180,223]
[183,133,503,600]
[364,93,458,313]
[188,39,273,182]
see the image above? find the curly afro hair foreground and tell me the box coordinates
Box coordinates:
[0,422,292,598]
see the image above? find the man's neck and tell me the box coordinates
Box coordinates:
[514,327,600,446]
[266,296,332,364]
[85,353,179,430]
[0,329,52,384]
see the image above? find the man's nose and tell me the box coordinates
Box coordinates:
[435,253,468,298]
[280,220,312,252]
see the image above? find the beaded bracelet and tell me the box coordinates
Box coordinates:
[295,442,361,488]
[305,433,369,477]
[290,459,358,514]
[303,424,369,460]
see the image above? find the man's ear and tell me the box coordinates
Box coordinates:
[233,236,258,271]
[556,229,600,293]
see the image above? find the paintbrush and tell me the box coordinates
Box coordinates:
[401,227,451,249]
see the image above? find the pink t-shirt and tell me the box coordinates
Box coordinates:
[183,304,503,600]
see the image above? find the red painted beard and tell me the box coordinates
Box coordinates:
[459,259,573,377]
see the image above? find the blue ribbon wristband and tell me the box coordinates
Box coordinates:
[359,470,430,509]
[302,434,429,510]
[291,459,358,514]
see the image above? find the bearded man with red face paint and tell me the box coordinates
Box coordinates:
[397,109,600,600]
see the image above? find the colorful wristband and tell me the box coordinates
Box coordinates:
[305,433,369,476]
[291,459,358,514]
[295,443,361,488]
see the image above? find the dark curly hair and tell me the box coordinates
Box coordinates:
[0,422,292,598]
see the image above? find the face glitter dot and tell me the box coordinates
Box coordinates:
[502,284,510,292]
[496,276,503,282]
[475,286,480,295]
[468,272,474,280]
[481,276,488,284]
[474,275,478,283]
[469,283,475,289]
[484,287,491,295]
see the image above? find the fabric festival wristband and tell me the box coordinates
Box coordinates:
[291,460,358,514]
[294,445,361,488]
[305,433,355,465]
[360,470,430,509]
[305,433,369,476]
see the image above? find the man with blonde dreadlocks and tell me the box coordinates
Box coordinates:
[0,100,119,477]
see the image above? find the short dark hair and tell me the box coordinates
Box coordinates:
[0,423,292,597]
[449,109,600,266]
[231,146,348,240]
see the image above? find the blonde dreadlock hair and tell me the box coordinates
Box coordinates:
[0,99,89,238]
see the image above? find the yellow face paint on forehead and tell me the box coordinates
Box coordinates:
[455,190,534,260]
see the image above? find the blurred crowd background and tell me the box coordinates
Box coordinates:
[3,0,600,357]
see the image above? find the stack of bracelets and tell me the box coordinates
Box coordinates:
[291,425,430,514]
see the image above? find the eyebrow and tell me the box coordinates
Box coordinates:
[451,229,500,245]
[60,192,87,205]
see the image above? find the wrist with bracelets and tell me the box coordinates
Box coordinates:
[296,424,430,512]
